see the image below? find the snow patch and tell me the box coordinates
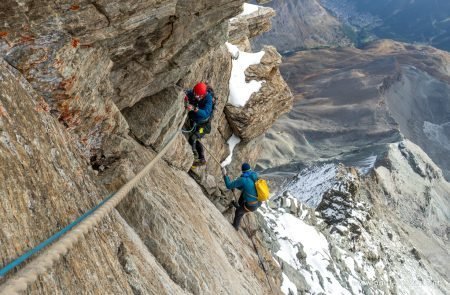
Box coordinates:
[281,273,297,295]
[241,3,260,16]
[282,164,337,208]
[230,3,262,21]
[221,134,241,167]
[225,42,265,107]
[263,209,351,294]
[355,155,377,175]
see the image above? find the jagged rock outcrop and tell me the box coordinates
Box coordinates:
[225,46,293,141]
[315,166,365,226]
[225,4,293,142]
[263,153,449,294]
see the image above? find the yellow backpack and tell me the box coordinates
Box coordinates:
[255,179,270,201]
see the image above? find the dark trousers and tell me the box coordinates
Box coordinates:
[232,195,258,229]
[188,131,205,160]
[187,116,209,160]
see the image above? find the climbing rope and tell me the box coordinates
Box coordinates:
[0,112,188,295]
[199,141,275,292]
[197,141,223,167]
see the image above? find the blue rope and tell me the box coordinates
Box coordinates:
[0,193,115,278]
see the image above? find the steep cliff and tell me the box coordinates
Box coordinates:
[0,1,292,293]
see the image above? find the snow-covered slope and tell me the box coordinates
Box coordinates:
[259,140,449,294]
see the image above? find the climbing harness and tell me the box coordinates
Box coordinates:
[0,112,188,295]
[181,122,196,133]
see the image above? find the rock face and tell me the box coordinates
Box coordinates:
[0,0,292,293]
[0,59,187,294]
[375,140,450,243]
[0,0,244,162]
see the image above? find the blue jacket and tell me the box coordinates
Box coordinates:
[186,90,213,123]
[224,171,259,205]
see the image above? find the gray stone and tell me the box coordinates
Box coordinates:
[279,257,311,293]
[122,86,185,150]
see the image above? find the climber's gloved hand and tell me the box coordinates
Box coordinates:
[186,104,194,111]
[221,167,227,176]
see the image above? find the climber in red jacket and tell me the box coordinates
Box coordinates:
[184,82,214,166]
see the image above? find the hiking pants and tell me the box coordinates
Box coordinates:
[188,131,205,160]
[232,195,258,229]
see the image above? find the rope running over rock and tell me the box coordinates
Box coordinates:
[0,112,187,295]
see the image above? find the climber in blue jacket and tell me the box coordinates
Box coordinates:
[184,82,213,166]
[222,163,261,230]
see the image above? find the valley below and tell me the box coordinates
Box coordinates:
[256,39,450,294]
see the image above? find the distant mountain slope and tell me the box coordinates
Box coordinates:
[258,40,450,181]
[320,0,450,51]
[250,0,352,53]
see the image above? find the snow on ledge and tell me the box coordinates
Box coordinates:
[281,273,297,295]
[230,3,262,21]
[221,134,241,167]
[241,3,260,16]
[225,42,265,107]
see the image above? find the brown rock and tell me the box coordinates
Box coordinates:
[163,133,194,172]
[0,0,245,161]
[225,46,293,141]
